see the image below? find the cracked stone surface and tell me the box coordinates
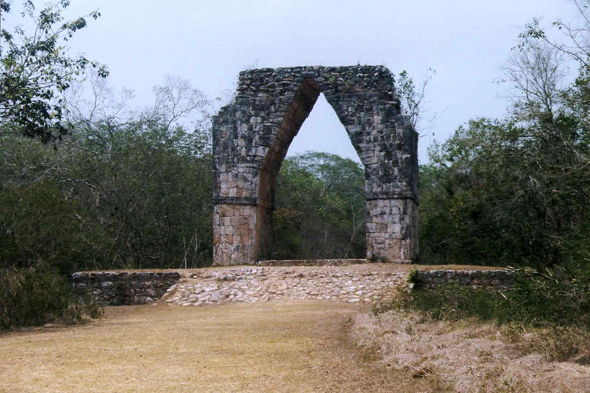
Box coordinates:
[161,266,407,307]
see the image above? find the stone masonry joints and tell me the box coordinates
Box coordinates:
[212,65,418,265]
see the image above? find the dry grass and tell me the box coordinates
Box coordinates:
[351,310,590,393]
[0,301,448,393]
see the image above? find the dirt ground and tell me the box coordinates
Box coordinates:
[0,301,442,393]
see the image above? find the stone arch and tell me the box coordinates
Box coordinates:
[212,66,418,265]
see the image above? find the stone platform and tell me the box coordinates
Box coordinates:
[72,271,181,306]
[72,264,515,307]
[162,265,406,307]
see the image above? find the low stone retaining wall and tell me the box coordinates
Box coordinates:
[413,270,515,289]
[256,259,412,266]
[73,267,515,306]
[72,272,181,305]
[256,259,367,267]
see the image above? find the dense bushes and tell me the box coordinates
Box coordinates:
[408,4,590,339]
[0,124,214,271]
[0,134,371,271]
[397,270,590,329]
[418,116,590,269]
[0,265,102,330]
[418,7,590,271]
[0,123,214,329]
[272,152,366,259]
[0,179,105,275]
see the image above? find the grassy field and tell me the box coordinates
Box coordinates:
[0,301,441,393]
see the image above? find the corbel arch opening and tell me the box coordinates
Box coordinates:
[256,80,368,260]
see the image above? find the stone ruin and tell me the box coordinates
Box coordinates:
[212,65,418,266]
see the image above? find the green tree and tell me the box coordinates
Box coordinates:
[60,75,213,269]
[273,152,366,259]
[0,73,214,271]
[0,0,107,142]
[420,0,590,270]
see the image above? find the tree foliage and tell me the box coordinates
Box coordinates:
[419,115,590,268]
[396,68,436,131]
[0,263,103,330]
[0,0,108,142]
[0,75,214,272]
[419,2,590,274]
[272,152,366,260]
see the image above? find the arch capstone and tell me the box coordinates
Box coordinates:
[212,65,418,265]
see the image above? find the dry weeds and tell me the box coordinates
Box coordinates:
[0,301,446,393]
[351,310,590,393]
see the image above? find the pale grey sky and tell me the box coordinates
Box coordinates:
[4,0,577,163]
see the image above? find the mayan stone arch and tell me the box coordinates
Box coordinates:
[212,65,418,266]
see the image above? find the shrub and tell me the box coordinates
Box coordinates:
[389,269,590,329]
[0,265,103,330]
[0,179,104,275]
[407,269,421,285]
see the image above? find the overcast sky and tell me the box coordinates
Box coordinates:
[4,0,578,163]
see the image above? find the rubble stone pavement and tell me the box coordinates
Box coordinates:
[162,266,407,307]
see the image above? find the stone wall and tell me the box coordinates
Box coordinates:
[72,272,181,305]
[256,259,368,267]
[213,65,419,265]
[366,199,418,261]
[413,270,515,289]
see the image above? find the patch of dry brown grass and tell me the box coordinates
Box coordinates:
[351,310,590,393]
[501,324,590,364]
[0,301,449,392]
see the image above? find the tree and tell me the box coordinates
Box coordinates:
[517,0,590,140]
[62,75,213,269]
[0,0,108,142]
[396,68,437,132]
[273,152,366,259]
[500,43,567,121]
[1,72,215,270]
[418,0,590,268]
[152,74,211,132]
[519,0,590,69]
[419,115,590,268]
[0,1,10,34]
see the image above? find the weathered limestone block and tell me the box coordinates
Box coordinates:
[213,66,419,265]
[366,198,418,261]
[213,204,259,265]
